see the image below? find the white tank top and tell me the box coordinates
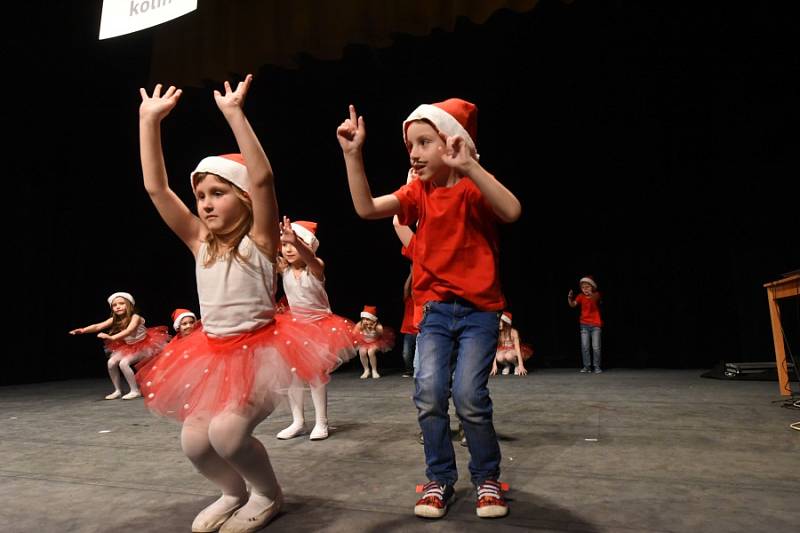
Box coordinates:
[282,267,331,321]
[196,236,277,337]
[124,318,148,344]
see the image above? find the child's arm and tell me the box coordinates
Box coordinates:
[352,321,363,335]
[337,105,401,219]
[490,354,499,376]
[512,328,527,376]
[214,75,279,260]
[97,315,142,341]
[567,290,577,308]
[376,323,384,337]
[393,215,414,248]
[280,216,325,280]
[139,84,206,255]
[441,136,521,223]
[69,318,114,335]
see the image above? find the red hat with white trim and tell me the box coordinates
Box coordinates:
[171,308,197,331]
[107,292,134,306]
[290,220,319,252]
[501,311,512,325]
[579,276,597,288]
[403,98,479,160]
[360,305,378,321]
[191,153,250,193]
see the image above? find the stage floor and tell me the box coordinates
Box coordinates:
[1,369,798,532]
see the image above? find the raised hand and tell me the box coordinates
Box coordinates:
[68,328,83,335]
[139,84,182,122]
[279,215,298,245]
[97,332,112,340]
[336,104,366,153]
[441,135,474,172]
[568,290,574,299]
[214,74,253,115]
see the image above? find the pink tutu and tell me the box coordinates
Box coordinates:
[104,326,170,362]
[354,326,396,353]
[135,315,341,422]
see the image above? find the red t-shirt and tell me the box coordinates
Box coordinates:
[400,295,418,334]
[576,292,603,327]
[393,177,505,325]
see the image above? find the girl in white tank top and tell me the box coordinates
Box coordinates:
[274,216,357,441]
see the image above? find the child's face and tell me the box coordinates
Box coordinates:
[178,316,197,337]
[580,282,594,295]
[111,297,129,316]
[281,242,300,265]
[195,175,249,234]
[406,121,449,182]
[362,317,376,328]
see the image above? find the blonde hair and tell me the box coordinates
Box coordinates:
[194,173,254,267]
[108,299,135,335]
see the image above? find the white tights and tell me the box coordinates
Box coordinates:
[107,353,144,393]
[182,409,280,520]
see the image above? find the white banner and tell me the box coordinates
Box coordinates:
[99,0,197,40]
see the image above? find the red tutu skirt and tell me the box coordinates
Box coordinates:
[354,326,396,353]
[281,308,358,370]
[135,315,341,422]
[104,326,170,362]
[496,342,534,361]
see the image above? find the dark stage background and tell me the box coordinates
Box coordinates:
[4,1,798,385]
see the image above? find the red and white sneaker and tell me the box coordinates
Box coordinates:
[414,481,454,518]
[476,480,508,518]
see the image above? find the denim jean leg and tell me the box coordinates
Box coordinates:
[402,333,417,373]
[591,326,602,369]
[451,304,501,486]
[414,302,459,485]
[580,325,592,368]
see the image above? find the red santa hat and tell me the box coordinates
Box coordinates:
[171,308,197,331]
[501,311,513,325]
[191,153,250,193]
[107,292,134,306]
[579,276,597,289]
[290,220,319,252]
[360,305,378,321]
[403,98,479,160]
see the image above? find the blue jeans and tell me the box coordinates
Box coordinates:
[580,324,602,369]
[402,333,417,374]
[414,300,501,486]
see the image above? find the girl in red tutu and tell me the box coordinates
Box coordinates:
[353,305,395,378]
[135,75,330,532]
[490,311,533,376]
[274,216,356,441]
[69,292,169,400]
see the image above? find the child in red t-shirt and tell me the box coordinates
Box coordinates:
[337,99,521,519]
[568,275,603,373]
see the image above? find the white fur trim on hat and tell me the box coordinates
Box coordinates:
[501,313,512,325]
[579,277,597,288]
[360,311,378,321]
[173,311,196,331]
[191,155,250,193]
[290,223,319,253]
[108,292,135,306]
[403,104,479,160]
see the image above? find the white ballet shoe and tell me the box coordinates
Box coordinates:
[121,391,142,400]
[104,391,122,400]
[276,423,306,440]
[371,369,381,379]
[360,370,370,379]
[219,489,283,533]
[309,424,329,440]
[191,496,246,533]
